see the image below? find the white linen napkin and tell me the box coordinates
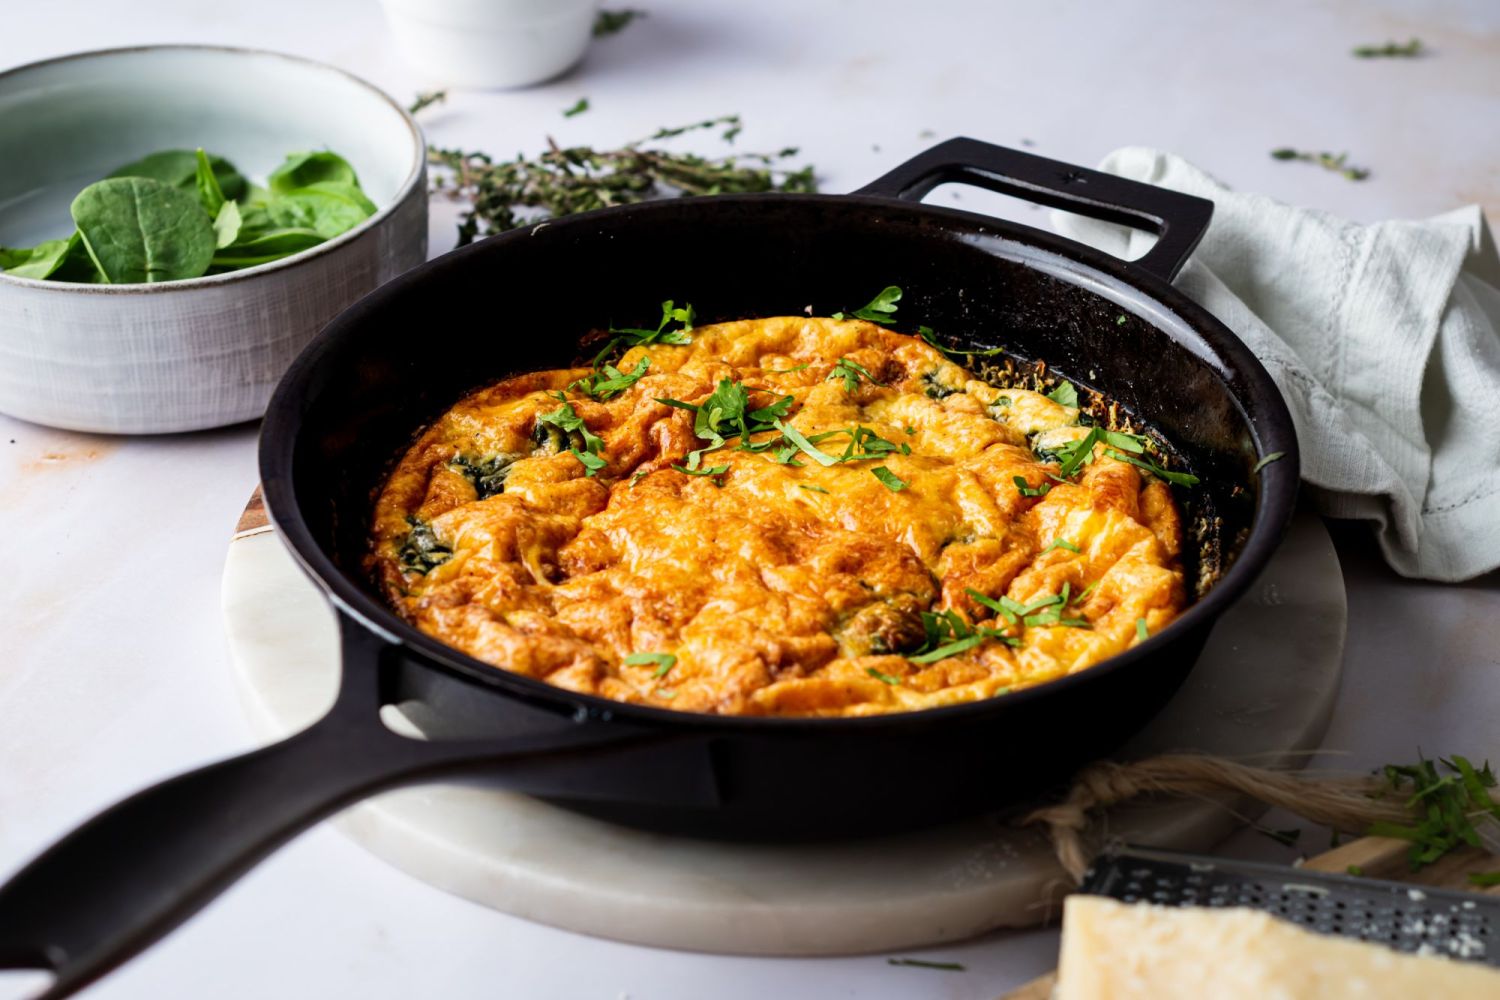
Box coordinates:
[1052,148,1500,582]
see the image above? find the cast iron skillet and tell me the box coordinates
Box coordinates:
[0,139,1298,998]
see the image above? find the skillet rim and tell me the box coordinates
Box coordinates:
[259,190,1300,735]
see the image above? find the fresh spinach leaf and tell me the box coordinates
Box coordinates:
[267,151,362,193]
[211,228,325,268]
[109,149,247,201]
[195,148,228,217]
[71,177,217,283]
[0,237,75,280]
[264,183,375,238]
[212,201,243,249]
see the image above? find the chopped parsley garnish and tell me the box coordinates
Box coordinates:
[871,466,907,491]
[827,357,884,393]
[1104,447,1200,486]
[594,299,695,365]
[1116,313,1127,325]
[538,402,606,476]
[563,97,590,117]
[834,285,901,323]
[1135,617,1149,641]
[967,587,1088,633]
[766,362,809,373]
[570,356,650,400]
[1046,380,1079,408]
[917,324,1004,359]
[797,483,830,494]
[1014,475,1050,498]
[837,425,905,461]
[624,652,677,677]
[775,417,840,466]
[1044,538,1081,554]
[904,425,916,435]
[538,401,605,454]
[887,958,966,971]
[866,666,901,685]
[678,464,729,485]
[1367,754,1500,873]
[1346,864,1364,876]
[570,448,607,475]
[907,608,1017,664]
[1252,451,1286,474]
[1073,580,1098,603]
[659,378,797,470]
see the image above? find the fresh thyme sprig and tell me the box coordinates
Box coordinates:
[594,8,646,37]
[408,90,448,116]
[428,115,817,243]
[1353,38,1422,58]
[1270,148,1370,181]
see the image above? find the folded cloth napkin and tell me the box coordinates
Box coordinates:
[1052,148,1500,582]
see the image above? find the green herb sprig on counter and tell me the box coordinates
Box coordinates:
[1368,754,1500,871]
[594,8,646,37]
[1,147,374,284]
[563,98,590,118]
[408,90,448,115]
[1270,148,1370,181]
[1353,38,1422,58]
[887,958,966,972]
[427,115,817,243]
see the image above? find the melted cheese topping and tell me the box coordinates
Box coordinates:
[370,317,1186,717]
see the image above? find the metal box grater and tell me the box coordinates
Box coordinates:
[1079,845,1498,967]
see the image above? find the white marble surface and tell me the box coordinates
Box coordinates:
[2,1,1498,997]
[219,514,1344,954]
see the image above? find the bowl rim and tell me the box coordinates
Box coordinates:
[0,43,425,295]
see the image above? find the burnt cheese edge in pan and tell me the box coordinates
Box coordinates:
[368,316,1188,718]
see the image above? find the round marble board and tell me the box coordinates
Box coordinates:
[221,493,1345,956]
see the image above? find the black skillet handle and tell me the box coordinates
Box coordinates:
[855,137,1213,283]
[0,615,646,1000]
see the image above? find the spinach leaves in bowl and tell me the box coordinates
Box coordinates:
[0,148,375,284]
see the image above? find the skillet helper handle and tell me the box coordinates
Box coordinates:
[855,137,1213,283]
[0,616,637,1000]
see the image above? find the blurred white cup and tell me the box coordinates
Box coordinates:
[380,0,599,89]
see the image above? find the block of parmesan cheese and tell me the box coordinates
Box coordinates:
[1056,896,1500,999]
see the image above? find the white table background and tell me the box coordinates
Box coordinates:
[2,1,1498,997]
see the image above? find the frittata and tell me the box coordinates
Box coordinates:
[370,314,1189,717]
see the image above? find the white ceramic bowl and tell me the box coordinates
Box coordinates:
[380,0,599,90]
[0,46,428,434]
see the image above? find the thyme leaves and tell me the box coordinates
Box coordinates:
[428,116,817,243]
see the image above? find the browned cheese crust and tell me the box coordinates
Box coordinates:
[369,317,1186,716]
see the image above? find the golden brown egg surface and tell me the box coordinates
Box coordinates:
[369,317,1187,716]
